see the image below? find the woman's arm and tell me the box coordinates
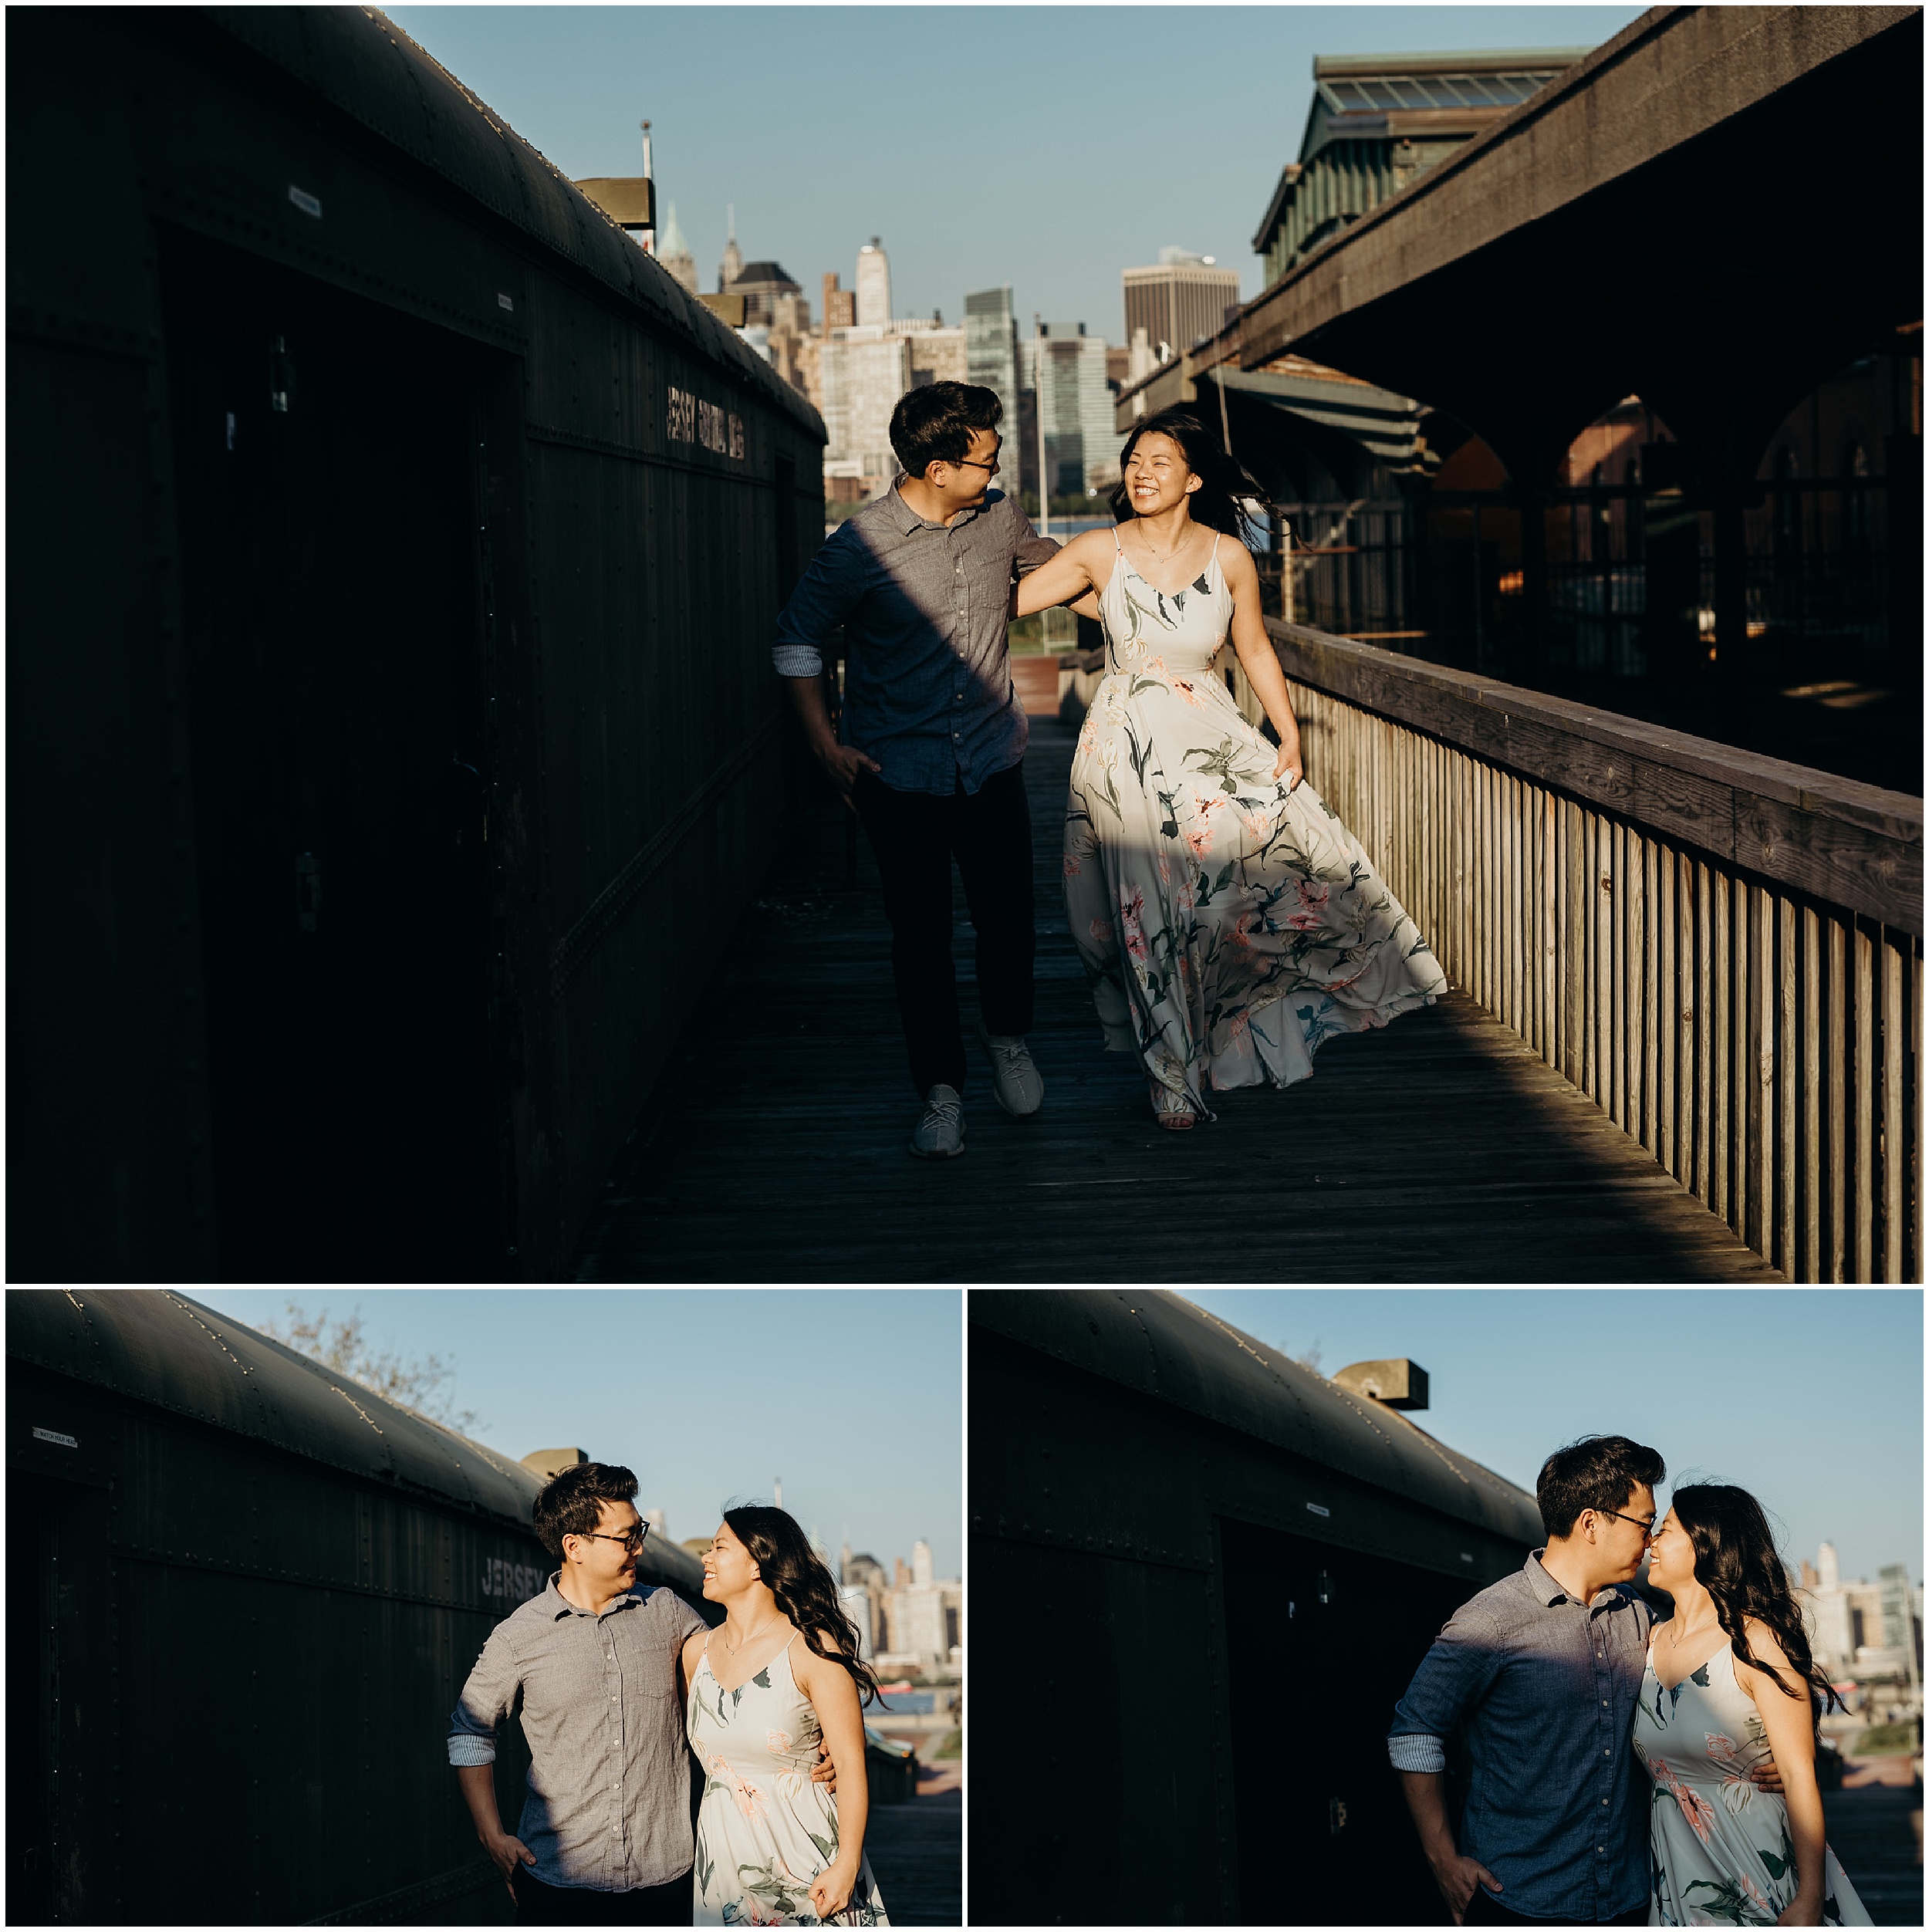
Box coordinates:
[1221,543,1303,788]
[1735,1620,1825,1926]
[793,1645,872,1921]
[1013,532,1103,618]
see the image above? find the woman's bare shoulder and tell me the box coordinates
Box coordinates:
[1217,534,1261,580]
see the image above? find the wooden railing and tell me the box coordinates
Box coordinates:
[1211,622,1921,1282]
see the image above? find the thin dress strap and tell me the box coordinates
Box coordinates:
[1210,531,1222,567]
[1113,526,1123,552]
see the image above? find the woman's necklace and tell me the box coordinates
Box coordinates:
[720,1609,783,1656]
[1134,522,1194,569]
[1668,1608,1722,1650]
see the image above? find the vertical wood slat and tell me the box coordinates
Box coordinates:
[1542,785,1557,1069]
[1657,843,1677,1174]
[1699,862,1718,1214]
[1641,836,1660,1156]
[1745,885,1772,1260]
[1799,904,1822,1283]
[1826,915,1848,1282]
[1880,931,1904,1283]
[1775,893,1797,1278]
[1852,924,1876,1282]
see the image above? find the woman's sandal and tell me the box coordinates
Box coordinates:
[1150,1081,1197,1131]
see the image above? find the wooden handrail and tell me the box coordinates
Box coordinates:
[1230,620,1922,1282]
[1264,621,1921,934]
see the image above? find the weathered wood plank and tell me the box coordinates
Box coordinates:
[571,721,1780,1284]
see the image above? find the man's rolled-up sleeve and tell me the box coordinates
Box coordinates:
[1387,1605,1504,1772]
[448,1625,519,1767]
[773,528,868,679]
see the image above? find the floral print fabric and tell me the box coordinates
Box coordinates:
[1633,1640,1868,1925]
[687,1636,888,1927]
[1062,535,1444,1113]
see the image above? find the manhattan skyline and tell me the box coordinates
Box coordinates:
[386,5,1644,343]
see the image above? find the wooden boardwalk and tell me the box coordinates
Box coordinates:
[573,718,1780,1282]
[862,1789,962,1927]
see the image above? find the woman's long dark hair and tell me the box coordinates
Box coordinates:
[1671,1484,1841,1722]
[724,1505,885,1707]
[1106,407,1269,550]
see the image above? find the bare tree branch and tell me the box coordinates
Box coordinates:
[262,1302,481,1434]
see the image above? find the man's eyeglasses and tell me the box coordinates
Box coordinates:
[575,1523,650,1552]
[942,448,1000,475]
[1596,1507,1657,1535]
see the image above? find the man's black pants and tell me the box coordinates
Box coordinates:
[1463,1888,1649,1927]
[853,761,1035,1098]
[511,1864,692,1926]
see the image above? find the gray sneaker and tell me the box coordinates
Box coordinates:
[908,1083,965,1159]
[977,1022,1044,1118]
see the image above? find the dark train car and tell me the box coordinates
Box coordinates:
[970,1289,1546,1927]
[9,8,825,1282]
[7,1288,715,1925]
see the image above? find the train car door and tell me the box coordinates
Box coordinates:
[160,232,496,1280]
[1220,1517,1471,1925]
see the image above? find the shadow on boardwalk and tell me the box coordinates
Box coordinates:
[573,719,1780,1282]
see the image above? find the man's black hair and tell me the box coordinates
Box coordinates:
[532,1461,639,1558]
[1535,1434,1666,1540]
[889,381,1002,482]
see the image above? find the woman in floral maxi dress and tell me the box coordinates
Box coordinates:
[682,1508,888,1927]
[1015,407,1444,1127]
[1636,1486,1870,1927]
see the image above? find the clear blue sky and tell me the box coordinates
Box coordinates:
[1185,1289,1924,1583]
[385,5,1644,343]
[196,1289,963,1576]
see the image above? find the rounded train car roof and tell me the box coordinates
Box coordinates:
[8,1290,708,1595]
[208,8,822,444]
[975,1289,1544,1545]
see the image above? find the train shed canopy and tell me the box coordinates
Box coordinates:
[10,1289,543,1530]
[973,1288,1544,1546]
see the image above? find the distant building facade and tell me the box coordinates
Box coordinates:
[1252,49,1587,289]
[877,1538,961,1675]
[966,285,1022,489]
[823,272,856,334]
[656,201,699,296]
[1797,1542,1924,1682]
[1038,322,1117,495]
[856,238,891,328]
[727,260,803,328]
[717,204,742,294]
[890,318,966,387]
[1122,249,1242,359]
[821,325,912,490]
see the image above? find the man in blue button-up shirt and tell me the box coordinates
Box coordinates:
[775,381,1093,1158]
[1388,1435,1781,1927]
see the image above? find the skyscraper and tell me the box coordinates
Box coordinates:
[1036,323,1117,497]
[717,203,742,294]
[819,326,911,487]
[656,201,698,296]
[855,237,891,328]
[964,286,1021,492]
[823,272,856,334]
[1121,252,1243,360]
